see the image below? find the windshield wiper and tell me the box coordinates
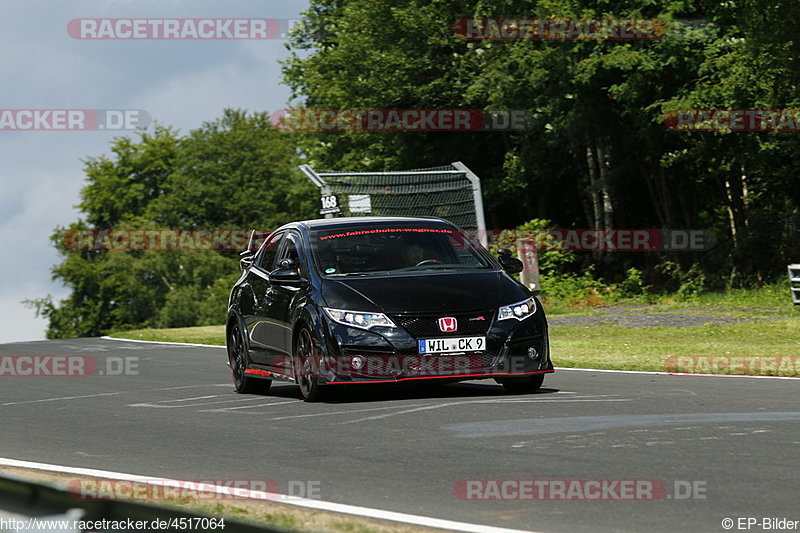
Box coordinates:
[393,264,458,272]
[328,270,398,276]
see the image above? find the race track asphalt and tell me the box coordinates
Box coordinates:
[0,338,798,532]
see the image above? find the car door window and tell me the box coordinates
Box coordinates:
[277,233,306,275]
[255,231,283,270]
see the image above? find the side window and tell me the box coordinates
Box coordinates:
[255,231,283,269]
[278,234,305,272]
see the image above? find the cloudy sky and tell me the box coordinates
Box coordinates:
[0,0,309,343]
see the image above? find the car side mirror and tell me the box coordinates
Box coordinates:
[270,259,306,286]
[239,255,254,271]
[497,248,523,275]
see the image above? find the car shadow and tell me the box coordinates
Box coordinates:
[266,381,560,403]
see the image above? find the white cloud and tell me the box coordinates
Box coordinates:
[134,46,291,133]
[0,167,82,343]
[0,0,310,344]
[0,283,68,343]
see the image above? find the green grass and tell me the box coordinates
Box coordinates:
[0,465,443,533]
[109,325,225,345]
[107,287,800,376]
[149,496,443,533]
[544,281,797,316]
[551,319,800,375]
[547,286,800,375]
[678,283,792,308]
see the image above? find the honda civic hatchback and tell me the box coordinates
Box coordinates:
[226,216,553,401]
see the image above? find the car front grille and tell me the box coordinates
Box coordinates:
[408,351,496,372]
[391,310,494,338]
[472,351,496,368]
[341,346,397,356]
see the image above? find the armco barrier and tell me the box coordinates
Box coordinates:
[0,473,291,533]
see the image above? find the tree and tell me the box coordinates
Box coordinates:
[283,0,800,284]
[33,110,316,338]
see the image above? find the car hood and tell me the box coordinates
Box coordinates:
[320,270,529,314]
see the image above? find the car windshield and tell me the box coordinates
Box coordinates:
[310,223,493,275]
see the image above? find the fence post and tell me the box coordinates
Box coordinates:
[517,237,541,294]
[789,264,800,305]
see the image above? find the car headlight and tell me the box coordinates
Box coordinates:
[498,297,537,321]
[323,308,396,329]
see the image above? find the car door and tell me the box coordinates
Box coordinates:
[242,231,283,365]
[263,231,307,376]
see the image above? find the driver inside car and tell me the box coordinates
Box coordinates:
[403,243,427,267]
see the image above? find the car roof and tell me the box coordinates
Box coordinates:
[283,216,454,231]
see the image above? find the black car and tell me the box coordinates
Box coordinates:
[226,216,553,401]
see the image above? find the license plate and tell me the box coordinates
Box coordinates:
[418,336,485,354]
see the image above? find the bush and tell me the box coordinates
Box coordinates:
[489,218,577,273]
[196,276,237,325]
[157,286,202,328]
[657,261,706,301]
[616,267,651,299]
[540,265,614,308]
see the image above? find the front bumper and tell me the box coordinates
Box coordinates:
[318,311,553,384]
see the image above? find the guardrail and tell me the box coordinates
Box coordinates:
[0,473,290,533]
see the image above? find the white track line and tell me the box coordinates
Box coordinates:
[100,337,799,380]
[1,392,121,407]
[100,336,224,348]
[199,400,298,412]
[158,395,221,403]
[1,385,231,408]
[127,397,269,409]
[0,458,539,533]
[554,366,800,380]
[665,372,800,380]
[341,396,631,424]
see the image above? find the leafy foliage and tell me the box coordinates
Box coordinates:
[283,0,800,287]
[35,1,800,336]
[33,110,316,338]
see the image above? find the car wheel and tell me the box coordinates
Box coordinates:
[294,326,328,402]
[499,374,545,394]
[228,322,271,394]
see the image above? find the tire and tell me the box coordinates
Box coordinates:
[293,326,328,402]
[499,374,545,394]
[228,322,271,394]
